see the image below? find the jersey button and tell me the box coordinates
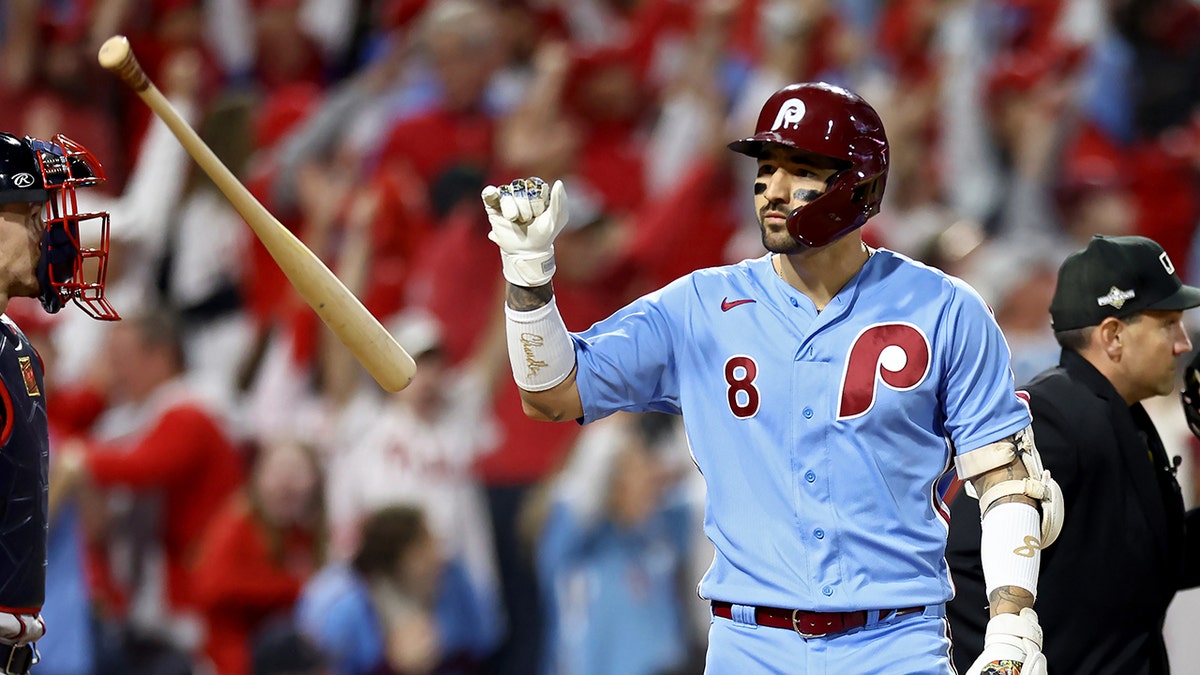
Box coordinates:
[802,407,814,419]
[804,470,816,483]
[822,585,833,596]
[790,297,800,307]
[813,528,824,539]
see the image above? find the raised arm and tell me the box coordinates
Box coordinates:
[482,177,584,423]
[505,282,583,422]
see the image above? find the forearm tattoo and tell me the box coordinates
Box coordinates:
[988,585,1035,617]
[977,444,1038,510]
[507,282,554,311]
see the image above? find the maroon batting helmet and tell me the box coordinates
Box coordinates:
[729,82,889,248]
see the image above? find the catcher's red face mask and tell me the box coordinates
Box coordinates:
[32,135,119,320]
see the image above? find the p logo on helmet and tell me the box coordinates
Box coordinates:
[770,99,806,131]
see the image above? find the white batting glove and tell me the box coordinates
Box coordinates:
[482,177,570,287]
[968,608,1047,675]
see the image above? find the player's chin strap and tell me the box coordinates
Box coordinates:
[956,425,1064,547]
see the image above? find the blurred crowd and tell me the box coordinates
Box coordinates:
[4,0,1200,674]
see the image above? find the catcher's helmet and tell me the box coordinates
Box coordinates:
[0,132,118,320]
[729,82,889,248]
[0,134,53,204]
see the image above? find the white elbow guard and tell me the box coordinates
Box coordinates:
[956,425,1064,547]
[505,298,576,392]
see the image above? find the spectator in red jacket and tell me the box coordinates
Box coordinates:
[55,311,245,655]
[194,436,326,675]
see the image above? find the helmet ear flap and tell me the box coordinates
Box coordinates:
[784,167,886,249]
[785,178,861,248]
[855,170,887,219]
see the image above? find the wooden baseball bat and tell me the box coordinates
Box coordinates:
[98,35,415,392]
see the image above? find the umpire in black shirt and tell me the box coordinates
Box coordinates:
[946,235,1200,675]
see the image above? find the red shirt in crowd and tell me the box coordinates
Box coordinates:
[84,402,244,611]
[192,493,320,675]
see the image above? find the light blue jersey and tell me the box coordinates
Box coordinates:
[572,250,1030,612]
[538,499,693,675]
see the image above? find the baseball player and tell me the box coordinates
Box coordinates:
[482,82,1063,673]
[0,131,118,673]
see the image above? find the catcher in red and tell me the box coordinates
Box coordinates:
[0,132,118,673]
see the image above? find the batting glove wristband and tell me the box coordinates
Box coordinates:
[1181,349,1200,439]
[482,177,570,288]
[968,608,1047,675]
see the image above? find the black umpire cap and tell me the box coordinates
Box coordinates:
[1049,235,1200,331]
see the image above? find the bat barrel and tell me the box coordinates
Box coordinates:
[97,35,417,392]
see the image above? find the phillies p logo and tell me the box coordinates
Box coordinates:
[838,323,930,419]
[770,98,807,131]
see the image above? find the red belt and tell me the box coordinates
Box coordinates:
[711,601,924,638]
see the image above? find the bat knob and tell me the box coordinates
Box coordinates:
[98,36,149,92]
[97,36,131,69]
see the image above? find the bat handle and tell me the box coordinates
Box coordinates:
[98,36,150,93]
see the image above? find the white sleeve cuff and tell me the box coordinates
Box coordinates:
[505,297,575,392]
[980,501,1042,600]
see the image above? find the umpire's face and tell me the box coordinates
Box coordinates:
[1113,309,1192,401]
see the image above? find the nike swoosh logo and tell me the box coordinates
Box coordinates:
[721,298,757,312]
[12,340,21,351]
